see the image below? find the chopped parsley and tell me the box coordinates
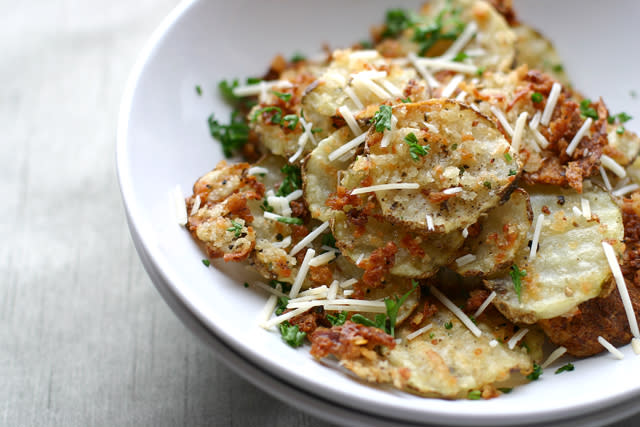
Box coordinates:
[275,296,289,316]
[290,52,306,63]
[526,363,543,381]
[504,152,513,162]
[483,181,492,189]
[275,164,302,197]
[555,363,575,374]
[510,264,527,302]
[327,311,348,326]
[352,281,419,337]
[552,63,564,73]
[617,126,626,135]
[498,387,513,394]
[608,112,633,134]
[452,52,468,62]
[279,321,306,347]
[373,105,393,132]
[201,259,210,267]
[467,390,482,400]
[282,114,299,130]
[277,217,304,225]
[579,99,598,120]
[269,279,292,293]
[404,132,430,161]
[322,233,337,248]
[207,111,250,158]
[243,282,249,288]
[450,143,458,150]
[382,8,418,38]
[311,127,323,133]
[226,220,243,237]
[251,106,283,124]
[618,112,633,123]
[272,90,292,102]
[401,97,412,103]
[444,321,453,329]
[508,169,517,176]
[531,92,543,103]
[260,199,274,213]
[476,66,486,76]
[218,78,259,108]
[195,85,202,96]
[351,313,387,330]
[359,40,374,49]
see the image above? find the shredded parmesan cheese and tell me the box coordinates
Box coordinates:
[455,91,467,102]
[511,111,528,152]
[489,339,499,348]
[581,198,591,219]
[416,57,478,74]
[289,221,330,256]
[340,279,358,289]
[572,206,583,216]
[172,185,188,226]
[599,166,612,191]
[540,82,562,127]
[252,281,288,298]
[600,154,627,178]
[344,86,364,110]
[271,236,292,249]
[190,194,201,216]
[612,184,640,198]
[443,187,463,195]
[309,251,337,267]
[328,132,367,161]
[632,337,640,355]
[289,132,308,163]
[541,346,567,369]
[565,118,592,156]
[429,286,482,337]
[462,227,469,238]
[473,291,496,318]
[598,336,624,360]
[247,166,269,175]
[490,105,514,137]
[349,50,379,59]
[338,105,362,136]
[507,328,530,350]
[233,80,292,97]
[381,80,403,97]
[289,249,316,298]
[406,324,433,341]
[262,306,311,329]
[426,214,435,231]
[529,213,544,260]
[327,280,339,300]
[407,52,440,88]
[380,115,398,148]
[355,253,365,266]
[441,21,478,60]
[440,74,464,99]
[343,289,354,297]
[455,254,477,267]
[351,183,420,195]
[352,75,390,99]
[602,242,640,339]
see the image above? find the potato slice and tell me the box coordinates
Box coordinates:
[606,125,640,166]
[485,182,624,323]
[512,24,571,86]
[332,209,464,278]
[340,297,542,399]
[302,127,354,222]
[453,188,532,276]
[353,100,519,234]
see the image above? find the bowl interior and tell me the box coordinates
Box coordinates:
[117,0,640,424]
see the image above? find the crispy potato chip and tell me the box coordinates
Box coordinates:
[606,125,640,166]
[351,100,519,234]
[485,182,624,323]
[512,25,570,86]
[453,188,532,276]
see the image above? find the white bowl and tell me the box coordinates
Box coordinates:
[117,0,640,425]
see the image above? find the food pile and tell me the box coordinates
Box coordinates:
[181,0,640,399]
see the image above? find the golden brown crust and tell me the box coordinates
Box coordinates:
[309,321,396,360]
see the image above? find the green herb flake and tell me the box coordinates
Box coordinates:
[260,199,274,213]
[483,181,492,189]
[452,52,468,62]
[552,63,564,72]
[327,311,348,326]
[385,280,419,337]
[429,332,435,339]
[382,9,416,38]
[282,114,299,130]
[608,116,616,124]
[617,126,626,135]
[251,106,283,124]
[322,233,337,248]
[526,363,542,381]
[208,111,249,158]
[510,264,527,302]
[275,296,289,316]
[508,169,517,176]
[359,40,374,49]
[401,97,412,103]
[498,387,513,394]
[269,279,292,293]
[202,259,210,267]
[195,85,202,96]
[555,363,575,374]
[373,105,393,133]
[476,66,486,76]
[444,321,453,329]
[272,90,292,102]
[277,217,304,225]
[290,52,306,63]
[617,112,633,123]
[276,164,302,197]
[404,132,430,161]
[504,152,513,162]
[226,220,243,237]
[451,143,458,151]
[243,282,249,288]
[311,127,323,133]
[467,390,482,400]
[531,92,543,103]
[279,321,306,347]
[579,99,598,120]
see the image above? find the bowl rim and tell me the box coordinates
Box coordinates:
[116,1,640,424]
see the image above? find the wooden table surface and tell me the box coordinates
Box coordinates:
[1,1,637,426]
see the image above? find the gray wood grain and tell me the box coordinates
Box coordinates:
[0,1,635,426]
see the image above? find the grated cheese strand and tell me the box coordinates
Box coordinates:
[632,337,640,355]
[473,291,496,318]
[455,254,477,267]
[247,166,269,175]
[339,105,362,136]
[529,213,545,260]
[462,227,469,238]
[541,346,568,369]
[602,242,640,339]
[190,194,201,216]
[455,91,467,102]
[252,281,288,298]
[489,339,499,348]
[540,82,562,126]
[507,328,530,350]
[344,86,364,110]
[581,198,591,219]
[599,166,612,191]
[340,279,358,289]
[308,250,337,267]
[565,118,592,156]
[232,80,292,97]
[429,286,482,337]
[612,184,640,198]
[353,75,391,99]
[490,105,514,137]
[572,206,583,216]
[172,185,188,226]
[289,221,330,257]
[426,214,435,231]
[406,324,434,341]
[597,336,624,360]
[381,80,403,97]
[300,116,317,145]
[441,21,478,60]
[289,249,316,298]
[285,189,304,202]
[327,280,339,300]
[407,53,440,88]
[511,111,528,152]
[440,74,464,99]
[416,57,478,74]
[600,154,627,178]
[443,187,463,195]
[351,183,420,195]
[380,115,398,148]
[328,132,367,161]
[289,132,308,163]
[261,306,310,329]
